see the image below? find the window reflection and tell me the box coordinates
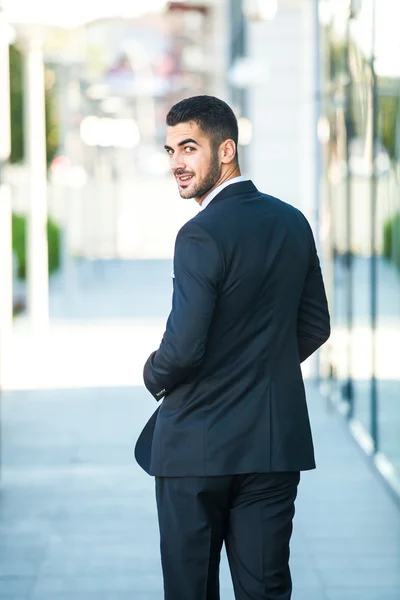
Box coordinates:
[322,0,400,493]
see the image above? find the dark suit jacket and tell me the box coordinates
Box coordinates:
[135,180,330,476]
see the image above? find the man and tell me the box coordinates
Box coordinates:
[135,95,330,600]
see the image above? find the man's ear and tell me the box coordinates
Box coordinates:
[220,139,237,164]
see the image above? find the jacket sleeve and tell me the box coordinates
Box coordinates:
[143,220,223,400]
[297,223,331,363]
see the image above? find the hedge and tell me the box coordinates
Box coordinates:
[12,213,61,280]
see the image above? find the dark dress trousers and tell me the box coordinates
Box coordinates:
[135,180,330,600]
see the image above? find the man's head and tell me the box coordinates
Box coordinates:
[164,95,240,203]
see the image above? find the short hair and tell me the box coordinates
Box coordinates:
[166,95,239,159]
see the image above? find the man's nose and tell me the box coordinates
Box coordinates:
[171,152,185,171]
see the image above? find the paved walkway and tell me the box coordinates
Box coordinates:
[1,384,400,600]
[1,260,400,599]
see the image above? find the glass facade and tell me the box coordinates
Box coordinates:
[321,0,400,494]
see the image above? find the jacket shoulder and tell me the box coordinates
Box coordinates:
[176,214,214,240]
[261,193,314,236]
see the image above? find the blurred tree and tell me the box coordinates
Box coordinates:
[329,39,347,80]
[383,212,400,269]
[379,91,399,162]
[9,44,24,163]
[378,85,399,268]
[9,44,59,165]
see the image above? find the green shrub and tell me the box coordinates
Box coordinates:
[47,218,61,277]
[383,212,400,270]
[12,213,61,280]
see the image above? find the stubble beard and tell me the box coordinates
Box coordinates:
[178,147,221,200]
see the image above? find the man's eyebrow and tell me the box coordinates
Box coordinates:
[178,138,199,147]
[164,138,200,151]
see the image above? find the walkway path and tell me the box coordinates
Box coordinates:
[1,260,399,599]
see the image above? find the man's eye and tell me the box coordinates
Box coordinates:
[166,149,173,156]
[185,146,195,153]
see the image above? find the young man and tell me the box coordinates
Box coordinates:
[135,95,330,600]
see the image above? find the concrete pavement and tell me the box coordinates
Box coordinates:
[1,259,399,599]
[1,383,400,600]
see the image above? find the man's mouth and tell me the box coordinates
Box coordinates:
[176,174,194,185]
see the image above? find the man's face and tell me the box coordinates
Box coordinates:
[165,121,221,201]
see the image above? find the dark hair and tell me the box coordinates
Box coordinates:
[166,95,239,160]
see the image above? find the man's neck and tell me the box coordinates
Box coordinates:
[196,169,242,206]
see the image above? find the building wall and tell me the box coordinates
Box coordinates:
[210,0,231,101]
[246,2,316,225]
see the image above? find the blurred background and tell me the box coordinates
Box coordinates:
[0,1,399,599]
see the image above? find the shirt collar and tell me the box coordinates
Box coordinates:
[199,176,245,211]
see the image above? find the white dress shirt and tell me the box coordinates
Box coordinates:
[199,175,245,211]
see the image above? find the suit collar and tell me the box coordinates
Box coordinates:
[199,175,245,210]
[204,180,258,207]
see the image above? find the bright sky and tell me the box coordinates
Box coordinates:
[2,0,167,28]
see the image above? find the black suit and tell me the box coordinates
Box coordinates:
[135,180,330,599]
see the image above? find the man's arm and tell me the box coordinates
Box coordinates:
[143,220,223,400]
[297,227,330,363]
